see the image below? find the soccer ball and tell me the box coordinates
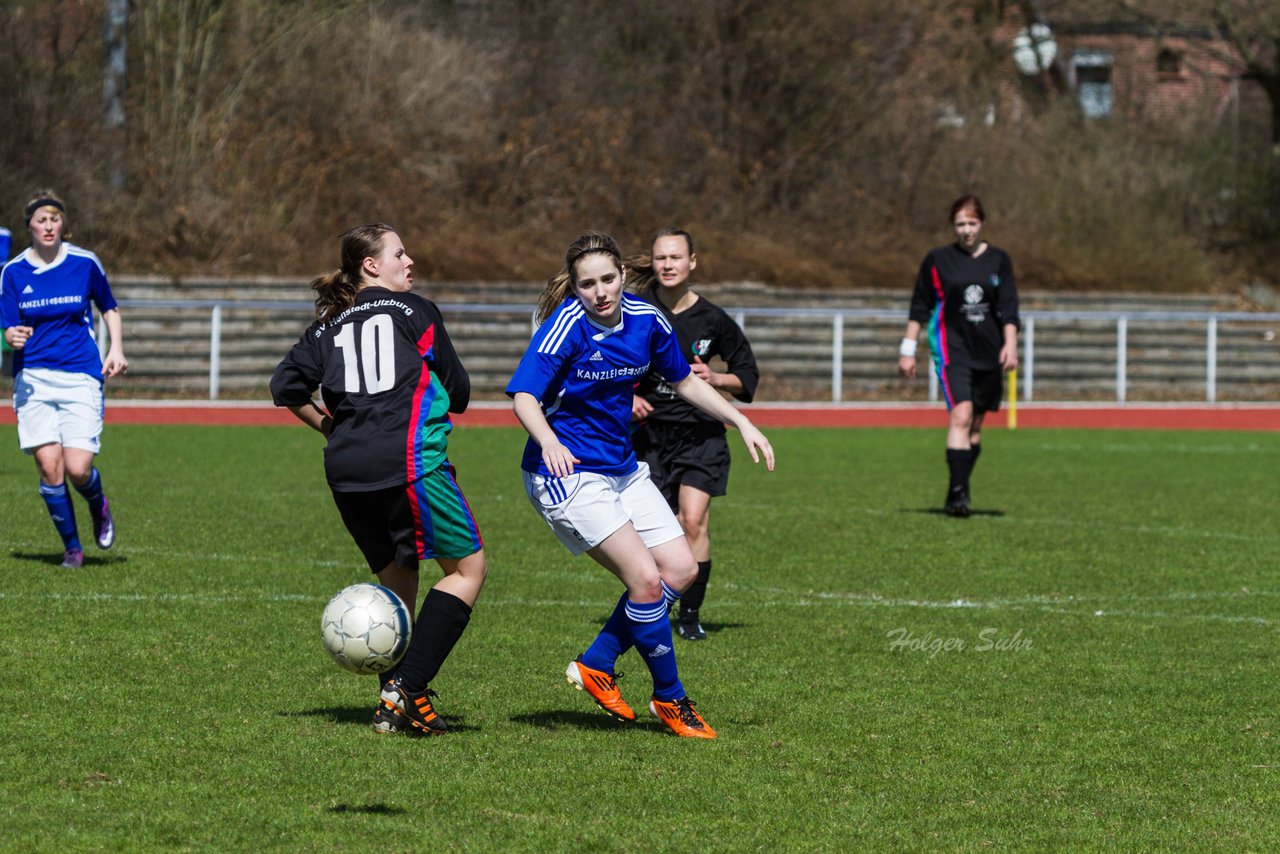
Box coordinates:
[320,583,412,675]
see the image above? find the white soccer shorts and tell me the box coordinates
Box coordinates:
[12,367,104,454]
[523,462,685,556]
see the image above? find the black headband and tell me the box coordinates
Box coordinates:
[25,198,66,219]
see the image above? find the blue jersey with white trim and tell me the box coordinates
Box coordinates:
[0,228,10,261]
[507,293,692,476]
[0,244,118,380]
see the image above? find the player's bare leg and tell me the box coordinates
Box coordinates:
[584,528,711,736]
[674,486,712,640]
[433,550,487,608]
[376,562,419,620]
[34,443,83,566]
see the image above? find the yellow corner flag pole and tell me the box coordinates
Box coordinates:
[1006,369,1018,430]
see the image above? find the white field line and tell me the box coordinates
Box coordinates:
[778,590,1273,626]
[0,586,1273,625]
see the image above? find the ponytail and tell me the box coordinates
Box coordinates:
[311,222,396,322]
[625,254,657,295]
[311,269,361,322]
[626,227,694,295]
[535,270,574,325]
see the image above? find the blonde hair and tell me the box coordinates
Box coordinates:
[24,189,69,240]
[24,189,66,220]
[535,231,624,324]
[311,223,395,322]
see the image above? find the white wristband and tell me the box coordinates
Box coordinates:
[899,337,918,358]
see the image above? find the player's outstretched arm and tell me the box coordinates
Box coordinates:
[512,391,580,477]
[672,373,775,471]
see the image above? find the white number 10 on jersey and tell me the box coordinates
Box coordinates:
[333,315,396,394]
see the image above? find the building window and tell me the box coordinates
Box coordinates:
[1072,49,1113,118]
[1157,48,1182,77]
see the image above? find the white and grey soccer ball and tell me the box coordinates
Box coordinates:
[320,583,412,675]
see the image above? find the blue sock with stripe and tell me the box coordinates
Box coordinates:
[72,467,106,514]
[581,594,632,673]
[39,482,81,551]
[626,596,684,701]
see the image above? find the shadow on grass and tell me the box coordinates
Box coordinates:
[904,508,1007,518]
[511,709,665,734]
[10,550,129,568]
[327,803,407,816]
[280,707,479,733]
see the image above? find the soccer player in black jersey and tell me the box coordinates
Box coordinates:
[271,223,487,735]
[629,229,760,639]
[898,195,1020,517]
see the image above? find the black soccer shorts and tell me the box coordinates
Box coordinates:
[633,420,732,510]
[940,363,1004,412]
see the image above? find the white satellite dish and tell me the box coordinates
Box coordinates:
[1012,23,1057,75]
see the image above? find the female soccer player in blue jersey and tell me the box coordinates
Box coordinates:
[898,195,1020,517]
[1,191,126,568]
[272,223,487,736]
[507,232,775,739]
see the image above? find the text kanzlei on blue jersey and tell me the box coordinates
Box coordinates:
[0,244,118,379]
[506,294,692,476]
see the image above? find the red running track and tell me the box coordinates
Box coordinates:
[2,401,1278,430]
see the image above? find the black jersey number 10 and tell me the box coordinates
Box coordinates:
[333,315,396,394]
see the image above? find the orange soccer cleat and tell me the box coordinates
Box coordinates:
[566,658,636,722]
[649,695,717,739]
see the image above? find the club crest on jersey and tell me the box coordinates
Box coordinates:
[692,339,712,357]
[990,273,1001,287]
[964,285,984,305]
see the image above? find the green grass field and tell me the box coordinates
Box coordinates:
[1,423,1278,851]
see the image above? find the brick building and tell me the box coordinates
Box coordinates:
[1053,21,1245,123]
[993,10,1266,132]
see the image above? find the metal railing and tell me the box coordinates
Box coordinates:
[96,299,1280,402]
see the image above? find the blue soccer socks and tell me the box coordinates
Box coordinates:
[39,482,81,552]
[72,466,105,507]
[581,593,632,673]
[626,596,684,702]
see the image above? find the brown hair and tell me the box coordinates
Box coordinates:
[535,231,624,324]
[949,194,985,222]
[627,227,695,294]
[311,223,395,322]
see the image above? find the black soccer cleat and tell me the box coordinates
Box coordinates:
[676,609,707,641]
[945,486,971,518]
[381,677,448,735]
[371,701,412,735]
